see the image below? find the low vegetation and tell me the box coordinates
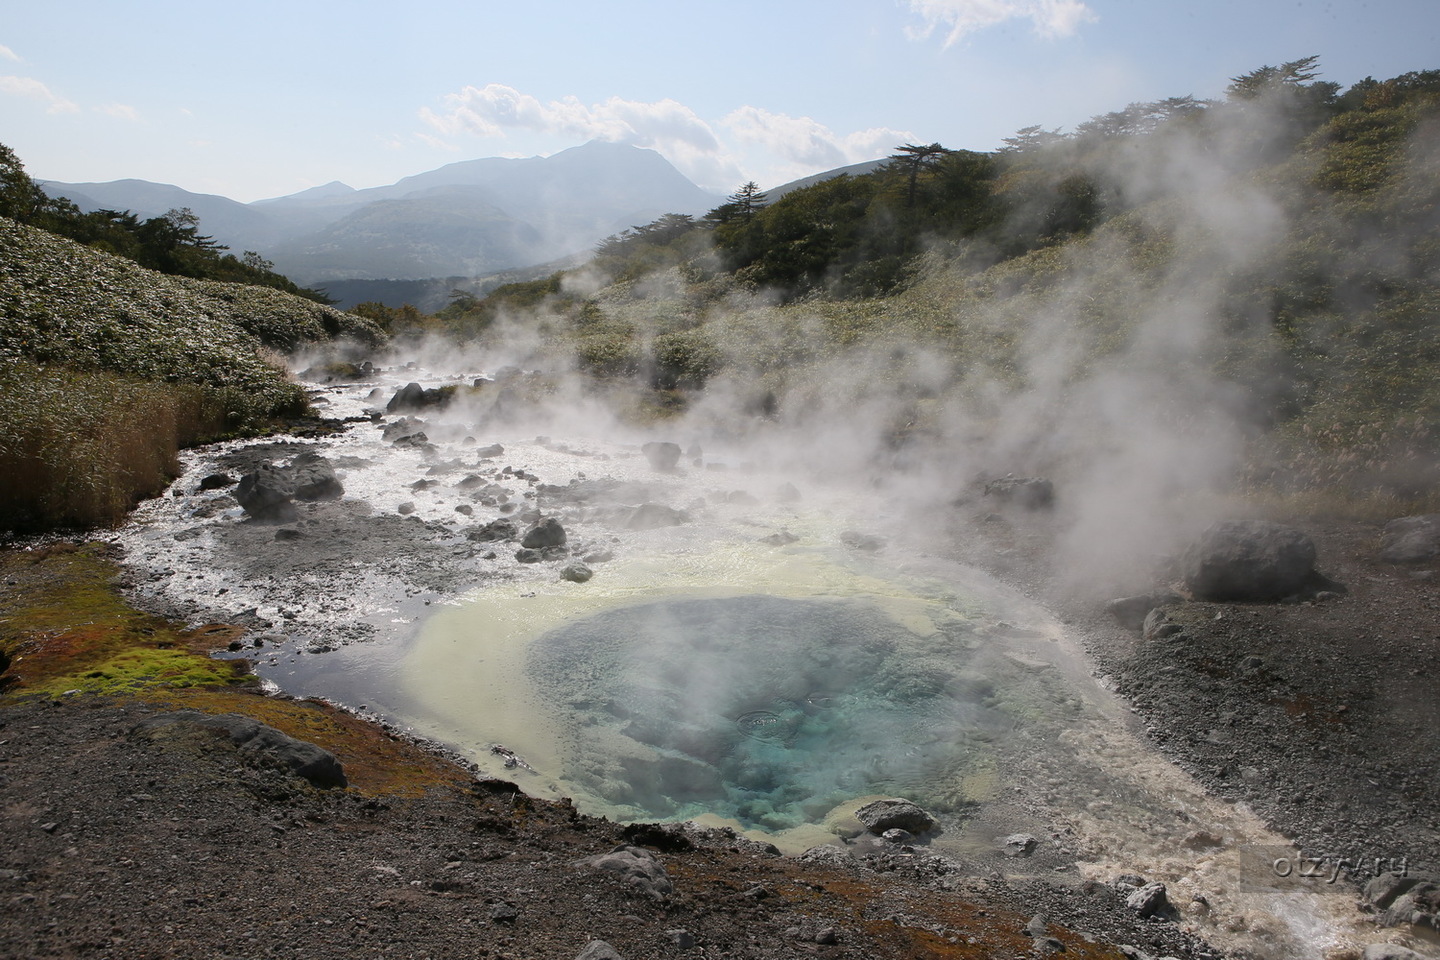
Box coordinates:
[0,191,385,533]
[429,60,1440,508]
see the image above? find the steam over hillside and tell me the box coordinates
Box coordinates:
[377,62,1440,594]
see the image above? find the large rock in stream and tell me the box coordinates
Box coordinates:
[234,454,344,523]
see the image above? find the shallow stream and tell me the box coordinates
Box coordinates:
[110,358,1411,959]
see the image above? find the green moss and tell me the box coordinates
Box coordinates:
[0,543,253,697]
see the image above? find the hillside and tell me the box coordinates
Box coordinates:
[436,63,1440,526]
[0,217,385,531]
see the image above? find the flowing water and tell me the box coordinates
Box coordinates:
[110,359,1420,959]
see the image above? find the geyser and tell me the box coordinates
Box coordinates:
[526,594,1007,831]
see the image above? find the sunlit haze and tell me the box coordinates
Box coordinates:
[3,0,1436,201]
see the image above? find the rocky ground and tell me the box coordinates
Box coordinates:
[971,511,1440,881]
[3,411,1439,958]
[0,670,1212,960]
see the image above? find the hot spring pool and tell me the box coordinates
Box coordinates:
[394,537,1098,851]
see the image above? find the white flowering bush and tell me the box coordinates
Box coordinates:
[0,217,385,531]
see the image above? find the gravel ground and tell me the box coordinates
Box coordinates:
[0,691,1215,960]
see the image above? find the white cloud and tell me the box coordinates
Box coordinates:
[725,107,911,171]
[903,0,1096,45]
[0,45,20,62]
[98,102,139,121]
[423,83,722,152]
[415,131,460,152]
[0,75,79,114]
[421,83,739,188]
[419,84,912,193]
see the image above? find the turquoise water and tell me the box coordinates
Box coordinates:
[527,594,1009,831]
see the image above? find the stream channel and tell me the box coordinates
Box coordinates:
[108,357,1397,959]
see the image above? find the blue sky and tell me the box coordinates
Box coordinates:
[3,0,1437,202]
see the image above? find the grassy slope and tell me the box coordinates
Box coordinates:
[0,217,387,531]
[537,99,1439,507]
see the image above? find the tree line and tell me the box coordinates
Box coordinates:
[577,59,1440,300]
[0,144,331,303]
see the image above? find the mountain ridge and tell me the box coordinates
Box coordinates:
[38,141,724,290]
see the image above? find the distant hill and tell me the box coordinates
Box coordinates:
[40,141,723,287]
[763,159,888,201]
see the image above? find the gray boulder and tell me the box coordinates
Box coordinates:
[641,441,682,470]
[625,504,688,531]
[1379,515,1440,564]
[983,475,1055,509]
[132,710,346,788]
[561,562,593,583]
[1104,591,1182,631]
[1125,881,1170,918]
[1363,946,1425,960]
[575,943,624,960]
[1365,871,1440,932]
[235,465,298,523]
[1002,833,1039,857]
[288,453,344,501]
[1181,520,1331,601]
[853,798,937,835]
[467,518,518,542]
[381,416,427,442]
[1142,608,1183,641]
[574,845,673,900]
[521,517,567,548]
[386,381,453,413]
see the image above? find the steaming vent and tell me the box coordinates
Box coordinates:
[527,594,1005,832]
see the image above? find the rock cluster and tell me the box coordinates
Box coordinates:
[235,453,345,523]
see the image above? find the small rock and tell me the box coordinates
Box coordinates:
[521,517,567,548]
[397,502,416,515]
[1362,945,1425,960]
[666,929,696,949]
[625,503,688,531]
[983,475,1055,509]
[575,942,624,960]
[641,441,682,470]
[561,562,593,583]
[488,902,518,923]
[1002,833,1039,857]
[573,846,673,900]
[1125,881,1169,918]
[840,530,885,551]
[853,798,937,835]
[1142,608,1183,641]
[467,518,518,542]
[1379,515,1440,564]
